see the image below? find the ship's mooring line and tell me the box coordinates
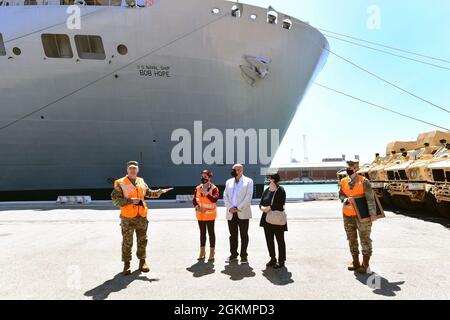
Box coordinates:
[3,8,107,44]
[292,20,450,114]
[321,33,450,71]
[0,11,230,132]
[324,50,450,114]
[293,20,450,69]
[314,83,449,131]
[317,27,450,65]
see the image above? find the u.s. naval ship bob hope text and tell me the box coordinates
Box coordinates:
[0,0,329,200]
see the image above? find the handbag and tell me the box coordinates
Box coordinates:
[265,187,287,226]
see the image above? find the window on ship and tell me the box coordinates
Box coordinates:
[41,34,73,59]
[74,35,106,60]
[0,33,5,56]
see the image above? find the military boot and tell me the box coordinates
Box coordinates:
[348,254,361,271]
[123,261,131,275]
[139,259,150,273]
[357,255,371,273]
[198,247,206,260]
[208,247,215,262]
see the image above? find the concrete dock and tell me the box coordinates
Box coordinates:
[0,200,449,300]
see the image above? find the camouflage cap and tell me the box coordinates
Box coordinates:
[127,161,139,168]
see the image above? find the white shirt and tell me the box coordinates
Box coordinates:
[223,175,254,220]
[231,177,243,207]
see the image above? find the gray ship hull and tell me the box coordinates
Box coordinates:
[0,0,328,198]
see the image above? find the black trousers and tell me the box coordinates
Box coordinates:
[198,220,216,248]
[264,225,286,262]
[228,214,249,258]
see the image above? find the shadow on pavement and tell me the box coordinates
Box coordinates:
[186,260,216,278]
[262,266,294,286]
[391,209,450,229]
[221,262,256,281]
[355,272,405,297]
[384,202,450,229]
[84,270,159,300]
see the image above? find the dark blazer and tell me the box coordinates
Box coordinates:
[259,185,287,231]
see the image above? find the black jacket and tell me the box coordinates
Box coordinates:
[259,185,287,231]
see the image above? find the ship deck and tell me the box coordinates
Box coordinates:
[0,200,449,300]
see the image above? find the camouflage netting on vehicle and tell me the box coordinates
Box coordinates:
[385,141,419,155]
[416,130,450,147]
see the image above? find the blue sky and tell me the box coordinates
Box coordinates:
[240,0,450,165]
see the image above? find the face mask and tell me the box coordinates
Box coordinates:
[346,168,355,176]
[231,170,238,177]
[201,178,209,184]
[267,176,275,183]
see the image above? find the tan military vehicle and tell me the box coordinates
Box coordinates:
[384,130,450,213]
[385,143,441,210]
[427,156,450,218]
[367,141,418,207]
[358,153,382,180]
[357,164,371,180]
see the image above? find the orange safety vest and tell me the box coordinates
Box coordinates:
[341,175,366,217]
[194,183,218,221]
[114,176,148,218]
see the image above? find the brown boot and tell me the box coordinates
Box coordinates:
[198,247,206,260]
[357,255,371,273]
[123,261,131,275]
[348,254,361,271]
[139,259,150,273]
[208,247,215,261]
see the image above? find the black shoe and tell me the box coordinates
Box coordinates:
[274,261,285,269]
[266,258,277,267]
[240,257,249,264]
[226,255,238,263]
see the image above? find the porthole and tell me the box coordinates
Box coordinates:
[250,14,257,20]
[211,8,220,15]
[12,47,21,56]
[117,44,128,55]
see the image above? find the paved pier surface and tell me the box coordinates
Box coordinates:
[0,201,449,300]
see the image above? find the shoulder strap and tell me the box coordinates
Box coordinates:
[270,187,279,207]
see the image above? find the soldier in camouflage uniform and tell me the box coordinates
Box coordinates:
[371,153,382,165]
[111,161,173,275]
[339,159,377,274]
[399,148,410,161]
